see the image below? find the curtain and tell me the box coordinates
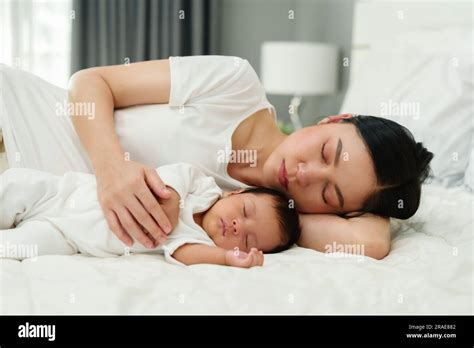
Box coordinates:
[70,0,220,72]
[0,0,72,88]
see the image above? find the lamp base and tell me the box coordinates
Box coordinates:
[289,96,303,130]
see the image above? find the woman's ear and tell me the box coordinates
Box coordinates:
[222,188,246,198]
[318,113,353,125]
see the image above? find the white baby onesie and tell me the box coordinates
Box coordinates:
[0,163,222,264]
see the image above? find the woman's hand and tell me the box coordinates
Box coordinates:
[224,248,264,268]
[95,160,174,248]
[139,189,180,246]
[156,186,180,234]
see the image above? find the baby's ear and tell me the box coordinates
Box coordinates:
[223,188,246,198]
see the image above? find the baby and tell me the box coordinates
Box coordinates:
[0,163,301,267]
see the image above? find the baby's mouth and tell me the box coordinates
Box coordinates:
[220,218,227,236]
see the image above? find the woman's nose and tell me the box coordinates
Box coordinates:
[296,162,327,187]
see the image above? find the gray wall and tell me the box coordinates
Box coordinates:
[218,0,355,126]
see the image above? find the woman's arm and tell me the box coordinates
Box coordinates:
[173,244,264,268]
[68,60,174,248]
[297,213,391,260]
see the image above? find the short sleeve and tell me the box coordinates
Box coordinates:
[162,238,215,267]
[168,55,268,108]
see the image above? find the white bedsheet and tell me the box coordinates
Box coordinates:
[1,183,472,314]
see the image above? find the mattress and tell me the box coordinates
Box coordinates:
[1,183,472,314]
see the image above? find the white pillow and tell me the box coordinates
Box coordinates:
[341,27,473,187]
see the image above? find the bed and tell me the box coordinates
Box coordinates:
[0,0,472,314]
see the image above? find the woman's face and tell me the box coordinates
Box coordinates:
[263,122,378,214]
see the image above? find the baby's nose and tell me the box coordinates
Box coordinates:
[232,219,240,235]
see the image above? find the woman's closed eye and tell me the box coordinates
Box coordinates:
[322,182,328,205]
[321,142,329,205]
[242,202,246,217]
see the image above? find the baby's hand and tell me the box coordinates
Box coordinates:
[224,248,264,268]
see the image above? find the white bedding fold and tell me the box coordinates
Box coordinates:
[1,183,472,314]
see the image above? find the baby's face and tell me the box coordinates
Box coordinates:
[201,192,283,253]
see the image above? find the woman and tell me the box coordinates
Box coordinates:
[66,55,433,259]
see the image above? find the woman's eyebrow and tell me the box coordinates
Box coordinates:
[334,138,343,167]
[334,138,345,208]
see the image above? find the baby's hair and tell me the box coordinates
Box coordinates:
[241,187,301,253]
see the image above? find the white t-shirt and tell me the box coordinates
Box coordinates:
[1,56,276,191]
[114,55,276,190]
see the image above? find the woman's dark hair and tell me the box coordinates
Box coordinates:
[242,187,301,253]
[341,115,434,220]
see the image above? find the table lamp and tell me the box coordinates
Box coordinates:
[260,41,338,130]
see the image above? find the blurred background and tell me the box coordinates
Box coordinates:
[0,0,355,127]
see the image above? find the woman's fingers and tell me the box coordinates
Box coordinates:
[125,195,168,245]
[95,161,172,249]
[158,189,180,230]
[104,209,133,247]
[135,183,172,236]
[318,117,330,125]
[145,168,171,200]
[143,169,173,232]
[115,206,155,249]
[317,113,353,125]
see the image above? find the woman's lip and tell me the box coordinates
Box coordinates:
[278,160,289,190]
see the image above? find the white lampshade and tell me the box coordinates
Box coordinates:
[260,41,339,96]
